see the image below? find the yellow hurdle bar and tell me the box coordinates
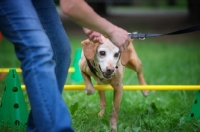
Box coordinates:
[0,67,75,73]
[21,85,200,91]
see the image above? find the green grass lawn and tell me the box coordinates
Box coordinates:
[0,35,200,131]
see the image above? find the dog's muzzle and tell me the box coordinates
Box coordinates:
[101,66,115,79]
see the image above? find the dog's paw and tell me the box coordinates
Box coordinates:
[110,125,117,131]
[98,109,105,117]
[141,90,149,97]
[84,88,95,95]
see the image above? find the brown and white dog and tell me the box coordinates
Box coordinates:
[79,35,148,130]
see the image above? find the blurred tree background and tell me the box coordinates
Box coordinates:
[84,0,200,21]
[57,0,199,41]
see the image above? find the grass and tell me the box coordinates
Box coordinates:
[66,91,199,132]
[0,34,200,131]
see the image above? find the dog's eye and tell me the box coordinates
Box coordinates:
[99,51,106,56]
[114,53,120,58]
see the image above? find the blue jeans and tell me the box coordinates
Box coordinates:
[0,0,74,131]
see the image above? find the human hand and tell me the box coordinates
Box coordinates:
[83,28,103,44]
[107,26,131,52]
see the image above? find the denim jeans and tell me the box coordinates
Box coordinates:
[0,0,74,131]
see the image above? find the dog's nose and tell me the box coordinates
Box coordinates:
[106,67,114,73]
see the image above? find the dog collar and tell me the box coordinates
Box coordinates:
[86,59,104,81]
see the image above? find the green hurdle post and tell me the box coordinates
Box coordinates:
[71,49,83,84]
[0,69,28,131]
[185,91,200,120]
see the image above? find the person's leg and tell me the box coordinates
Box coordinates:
[0,0,74,132]
[32,0,71,93]
[27,0,73,131]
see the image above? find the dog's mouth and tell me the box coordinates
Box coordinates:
[102,72,112,79]
[99,66,113,79]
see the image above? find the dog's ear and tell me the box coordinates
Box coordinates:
[120,46,132,66]
[81,39,99,60]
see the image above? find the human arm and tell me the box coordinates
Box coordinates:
[60,0,130,52]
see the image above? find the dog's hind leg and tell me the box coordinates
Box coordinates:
[126,57,149,96]
[98,90,106,117]
[81,71,95,95]
[137,71,148,96]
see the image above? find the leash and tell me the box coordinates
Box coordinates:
[129,24,200,40]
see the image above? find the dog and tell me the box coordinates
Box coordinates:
[79,35,148,130]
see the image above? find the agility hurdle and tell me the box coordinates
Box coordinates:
[21,85,200,91]
[20,84,200,120]
[0,67,75,73]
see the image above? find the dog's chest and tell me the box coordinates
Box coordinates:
[94,75,110,84]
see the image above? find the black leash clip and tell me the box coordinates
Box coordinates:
[128,32,146,40]
[138,33,146,40]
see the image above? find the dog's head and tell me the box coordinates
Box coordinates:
[81,35,131,79]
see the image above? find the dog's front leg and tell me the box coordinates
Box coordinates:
[110,84,123,130]
[98,90,106,117]
[81,71,95,95]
